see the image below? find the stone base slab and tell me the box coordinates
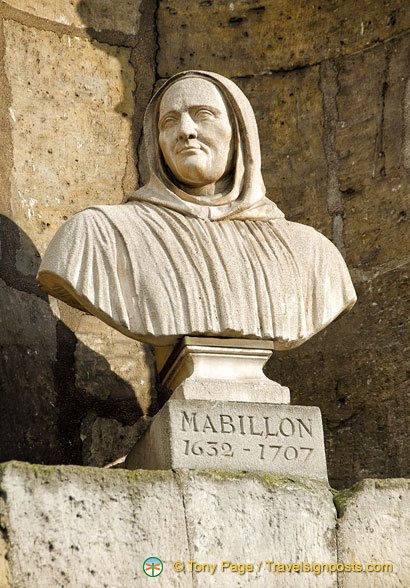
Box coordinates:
[0,462,337,588]
[2,463,408,587]
[125,399,328,482]
[335,478,410,587]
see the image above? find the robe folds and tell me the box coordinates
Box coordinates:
[38,201,356,348]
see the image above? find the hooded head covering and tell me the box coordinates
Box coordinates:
[127,70,284,221]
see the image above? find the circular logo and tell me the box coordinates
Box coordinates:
[143,557,163,577]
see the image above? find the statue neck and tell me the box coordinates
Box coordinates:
[176,171,234,199]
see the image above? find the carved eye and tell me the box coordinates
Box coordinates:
[160,115,178,130]
[194,109,215,121]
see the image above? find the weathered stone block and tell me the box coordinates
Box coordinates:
[125,399,328,482]
[157,0,410,78]
[180,471,336,588]
[4,20,134,256]
[3,0,142,36]
[236,67,330,236]
[336,479,410,587]
[0,462,337,588]
[81,414,151,467]
[0,462,191,587]
[335,36,410,269]
[0,280,61,463]
[266,32,410,489]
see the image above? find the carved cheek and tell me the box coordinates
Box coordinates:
[159,133,172,161]
[217,122,232,145]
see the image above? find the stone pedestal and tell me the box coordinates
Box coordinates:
[128,337,328,481]
[156,337,290,404]
[125,399,328,482]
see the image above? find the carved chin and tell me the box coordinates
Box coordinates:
[173,156,212,186]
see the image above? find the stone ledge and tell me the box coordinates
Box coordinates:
[335,478,410,587]
[1,462,409,587]
[0,461,335,588]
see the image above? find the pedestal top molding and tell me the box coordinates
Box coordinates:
[159,337,290,404]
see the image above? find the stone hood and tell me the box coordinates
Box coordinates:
[126,70,284,222]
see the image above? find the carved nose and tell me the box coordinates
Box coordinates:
[178,113,197,140]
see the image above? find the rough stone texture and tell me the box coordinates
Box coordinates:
[236,67,331,236]
[0,462,191,587]
[0,6,159,467]
[0,462,337,588]
[336,479,410,587]
[75,315,156,416]
[3,0,142,35]
[265,31,410,488]
[4,19,134,257]
[81,413,152,467]
[2,463,408,587]
[0,528,11,588]
[337,37,410,270]
[157,0,410,78]
[179,470,336,588]
[126,400,328,482]
[0,279,60,463]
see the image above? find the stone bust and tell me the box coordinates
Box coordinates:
[37,70,356,349]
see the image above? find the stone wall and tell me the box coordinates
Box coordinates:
[0,0,160,468]
[0,462,409,587]
[0,1,409,488]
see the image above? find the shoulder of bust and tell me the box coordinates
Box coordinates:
[278,219,332,243]
[276,219,344,260]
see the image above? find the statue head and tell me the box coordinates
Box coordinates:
[137,70,284,221]
[158,78,235,196]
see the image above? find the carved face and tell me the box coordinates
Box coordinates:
[158,78,234,189]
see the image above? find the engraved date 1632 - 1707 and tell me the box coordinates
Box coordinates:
[180,410,315,464]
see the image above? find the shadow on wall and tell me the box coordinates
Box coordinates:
[0,1,161,466]
[0,215,154,466]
